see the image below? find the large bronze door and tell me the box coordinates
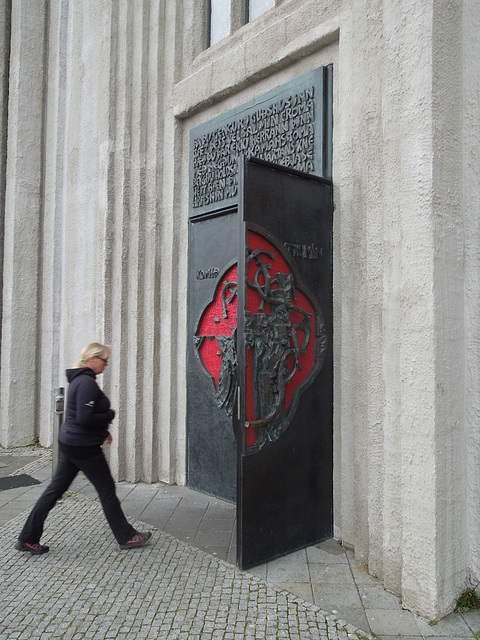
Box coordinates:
[187,157,333,567]
[236,158,333,569]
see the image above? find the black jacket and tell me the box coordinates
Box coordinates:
[58,367,114,447]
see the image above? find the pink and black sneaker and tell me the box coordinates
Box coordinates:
[15,540,49,554]
[119,531,152,550]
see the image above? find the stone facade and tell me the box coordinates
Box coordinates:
[0,0,479,620]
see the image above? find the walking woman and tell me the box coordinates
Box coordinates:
[15,342,152,554]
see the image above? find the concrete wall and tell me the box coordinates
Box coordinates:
[464,0,480,592]
[0,0,478,620]
[0,1,180,484]
[0,0,10,349]
[0,0,47,447]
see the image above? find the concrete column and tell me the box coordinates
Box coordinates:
[37,0,69,446]
[381,0,465,619]
[335,0,467,619]
[465,0,480,587]
[0,0,47,447]
[105,0,169,484]
[0,0,11,343]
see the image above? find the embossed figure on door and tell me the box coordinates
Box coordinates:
[193,226,327,457]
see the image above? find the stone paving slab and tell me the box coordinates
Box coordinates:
[0,446,51,478]
[0,493,372,640]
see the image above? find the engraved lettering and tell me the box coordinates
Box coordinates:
[192,86,317,208]
[197,267,220,280]
[283,242,323,260]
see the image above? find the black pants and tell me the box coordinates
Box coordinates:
[18,445,136,545]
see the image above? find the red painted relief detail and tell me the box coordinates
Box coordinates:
[245,231,316,419]
[197,265,237,385]
[194,229,326,454]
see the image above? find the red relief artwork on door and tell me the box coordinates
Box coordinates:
[194,228,327,455]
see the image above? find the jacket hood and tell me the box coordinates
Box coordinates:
[65,367,97,383]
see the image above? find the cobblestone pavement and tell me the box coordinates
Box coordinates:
[4,447,480,639]
[1,487,370,640]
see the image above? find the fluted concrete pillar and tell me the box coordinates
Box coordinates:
[0,0,47,446]
[0,0,11,342]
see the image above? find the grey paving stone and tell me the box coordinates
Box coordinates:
[377,637,428,640]
[357,583,403,610]
[195,529,233,546]
[329,608,370,635]
[309,563,355,585]
[365,609,423,637]
[0,456,37,477]
[199,516,236,532]
[1,492,373,639]
[345,553,380,586]
[30,465,53,482]
[267,559,311,584]
[307,541,349,564]
[462,607,480,634]
[414,609,473,637]
[276,581,315,603]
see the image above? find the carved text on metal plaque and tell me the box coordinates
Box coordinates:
[192,87,315,209]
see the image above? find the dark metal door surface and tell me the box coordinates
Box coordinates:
[236,158,333,569]
[187,209,238,502]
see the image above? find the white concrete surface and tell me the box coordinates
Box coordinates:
[0,0,478,620]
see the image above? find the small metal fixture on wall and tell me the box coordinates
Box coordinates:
[52,387,64,475]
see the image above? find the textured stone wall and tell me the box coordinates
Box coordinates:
[463,0,480,597]
[0,1,179,486]
[0,0,10,353]
[0,0,47,447]
[0,0,479,621]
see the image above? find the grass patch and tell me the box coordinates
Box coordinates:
[455,589,480,614]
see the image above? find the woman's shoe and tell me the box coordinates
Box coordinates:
[15,540,49,554]
[119,531,152,550]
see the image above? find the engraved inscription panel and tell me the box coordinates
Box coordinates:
[189,68,331,216]
[192,88,315,209]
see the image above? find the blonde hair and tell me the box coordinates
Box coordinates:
[74,342,111,368]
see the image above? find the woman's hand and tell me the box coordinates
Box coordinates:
[104,433,113,445]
